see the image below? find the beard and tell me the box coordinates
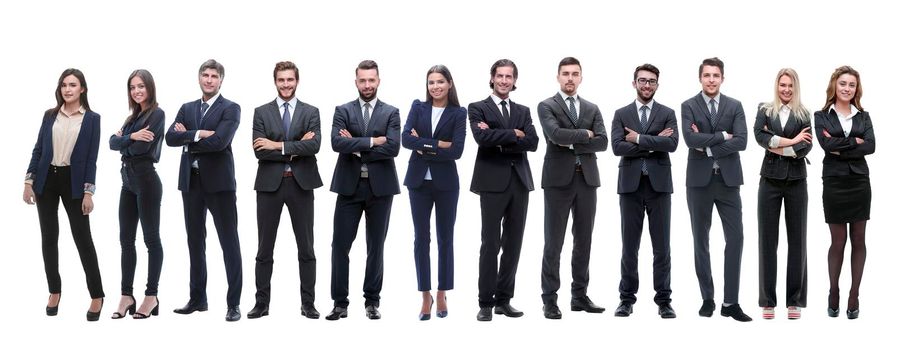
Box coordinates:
[638,89,656,102]
[358,88,378,102]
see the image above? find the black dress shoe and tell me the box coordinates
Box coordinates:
[476,307,493,321]
[173,300,209,314]
[301,304,320,319]
[614,302,633,317]
[571,296,606,313]
[325,306,347,320]
[698,299,715,317]
[658,303,676,319]
[225,306,241,322]
[365,305,381,320]
[720,304,752,322]
[846,308,859,319]
[494,304,524,318]
[543,303,562,319]
[247,303,269,319]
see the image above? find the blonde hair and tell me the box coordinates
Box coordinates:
[762,68,809,122]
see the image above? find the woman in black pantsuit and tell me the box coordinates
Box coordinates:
[753,68,813,320]
[814,66,875,319]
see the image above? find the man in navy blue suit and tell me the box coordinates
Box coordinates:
[165,59,243,322]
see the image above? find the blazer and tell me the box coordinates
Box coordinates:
[252,99,323,192]
[611,101,679,194]
[329,99,401,197]
[814,108,875,177]
[164,95,241,193]
[681,93,747,187]
[752,105,812,180]
[109,108,166,168]
[27,109,101,199]
[401,99,467,191]
[537,93,607,188]
[468,96,539,193]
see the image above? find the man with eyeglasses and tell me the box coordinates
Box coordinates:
[610,64,679,319]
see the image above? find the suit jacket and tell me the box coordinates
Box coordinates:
[537,93,607,188]
[401,99,467,191]
[164,95,241,193]
[681,93,747,187]
[252,99,323,192]
[814,108,875,177]
[27,109,101,199]
[468,96,539,193]
[329,99,401,197]
[753,105,812,180]
[611,101,679,194]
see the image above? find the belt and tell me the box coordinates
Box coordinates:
[712,168,721,175]
[360,171,369,178]
[191,168,201,176]
[574,164,583,172]
[283,171,293,177]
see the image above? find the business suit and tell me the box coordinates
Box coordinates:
[252,98,323,309]
[753,105,811,309]
[469,96,538,308]
[611,101,678,306]
[330,98,401,308]
[402,100,466,291]
[537,93,606,305]
[28,109,104,299]
[681,92,747,305]
[165,95,242,308]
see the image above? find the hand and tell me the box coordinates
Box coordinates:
[822,129,832,138]
[856,137,865,144]
[339,129,353,138]
[81,194,94,215]
[410,128,419,137]
[624,127,639,143]
[437,140,452,149]
[763,124,769,131]
[253,137,282,151]
[197,130,215,139]
[585,129,595,138]
[830,151,841,155]
[23,184,35,205]
[300,131,315,141]
[723,132,733,140]
[174,122,186,132]
[691,124,699,133]
[783,127,813,146]
[115,129,123,137]
[129,126,155,142]
[768,147,785,156]
[514,129,525,138]
[372,136,387,146]
[658,128,674,137]
[416,150,424,155]
[477,122,489,130]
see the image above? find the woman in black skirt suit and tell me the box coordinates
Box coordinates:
[814,66,875,319]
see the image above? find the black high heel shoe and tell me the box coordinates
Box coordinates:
[46,294,60,316]
[112,295,136,319]
[134,297,160,319]
[86,298,104,322]
[827,290,839,318]
[419,296,434,321]
[436,295,448,318]
[846,296,859,319]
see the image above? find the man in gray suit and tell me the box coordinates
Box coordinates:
[681,57,752,322]
[536,57,607,320]
[250,61,323,319]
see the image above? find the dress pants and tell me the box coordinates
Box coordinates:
[119,161,163,296]
[255,176,316,306]
[35,165,104,298]
[618,175,672,305]
[478,173,529,308]
[409,181,458,292]
[183,170,243,307]
[686,173,744,304]
[757,177,807,307]
[331,178,393,307]
[541,170,595,304]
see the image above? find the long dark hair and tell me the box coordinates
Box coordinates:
[50,68,90,118]
[126,69,158,125]
[425,64,460,107]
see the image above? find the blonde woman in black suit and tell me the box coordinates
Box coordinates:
[814,66,875,319]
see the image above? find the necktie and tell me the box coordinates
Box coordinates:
[200,102,210,124]
[640,105,649,174]
[709,99,717,121]
[282,102,292,136]
[500,100,509,120]
[567,96,578,124]
[363,102,371,135]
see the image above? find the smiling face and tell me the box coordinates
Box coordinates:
[557,64,582,95]
[60,74,85,107]
[835,73,857,105]
[427,72,451,105]
[275,69,298,100]
[129,75,148,109]
[777,74,793,105]
[633,69,658,103]
[700,65,723,97]
[198,68,222,99]
[491,66,516,99]
[355,68,380,102]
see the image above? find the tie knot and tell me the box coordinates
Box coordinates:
[640,105,648,112]
[566,96,575,103]
[500,100,507,106]
[283,102,290,109]
[364,102,371,109]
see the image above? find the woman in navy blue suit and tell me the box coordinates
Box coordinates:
[109,69,165,319]
[23,68,104,321]
[815,66,875,319]
[401,65,467,320]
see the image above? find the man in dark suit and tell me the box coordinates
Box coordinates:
[470,59,539,321]
[247,61,322,320]
[165,59,243,321]
[681,57,752,322]
[611,63,678,319]
[326,60,401,321]
[536,57,607,320]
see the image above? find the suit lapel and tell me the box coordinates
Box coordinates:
[432,104,451,136]
[711,94,725,130]
[200,96,222,129]
[553,93,578,126]
[350,100,364,136]
[267,100,287,138]
[626,102,645,132]
[693,94,713,128]
[484,97,508,129]
[420,103,433,137]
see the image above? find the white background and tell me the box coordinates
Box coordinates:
[1,0,892,348]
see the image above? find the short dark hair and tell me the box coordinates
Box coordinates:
[273,61,299,81]
[489,58,517,91]
[633,63,660,81]
[557,57,581,73]
[699,57,724,77]
[356,60,379,75]
[199,59,225,78]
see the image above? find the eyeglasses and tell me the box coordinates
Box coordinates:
[637,78,658,86]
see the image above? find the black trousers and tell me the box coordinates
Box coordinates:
[478,174,529,308]
[618,175,672,305]
[35,165,104,299]
[331,178,393,307]
[183,170,242,307]
[118,162,163,296]
[409,181,458,291]
[255,176,316,306]
[541,170,596,304]
[757,177,807,308]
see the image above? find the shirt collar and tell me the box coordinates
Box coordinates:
[829,104,859,120]
[701,92,718,106]
[636,99,654,111]
[202,93,220,108]
[276,96,297,109]
[559,91,578,102]
[490,94,509,106]
[359,97,378,111]
[59,106,87,118]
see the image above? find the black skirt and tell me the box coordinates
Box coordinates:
[822,174,871,223]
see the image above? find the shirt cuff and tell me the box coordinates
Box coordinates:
[369,138,374,148]
[25,172,34,185]
[769,135,781,148]
[722,131,730,139]
[83,183,96,195]
[706,147,713,157]
[635,134,640,144]
[783,146,796,157]
[193,131,201,142]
